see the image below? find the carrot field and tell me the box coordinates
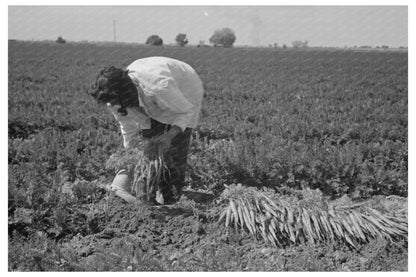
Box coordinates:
[8,41,408,271]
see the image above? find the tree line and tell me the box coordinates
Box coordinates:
[55,28,237,47]
[146,27,237,47]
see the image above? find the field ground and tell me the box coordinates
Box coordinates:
[8,41,407,271]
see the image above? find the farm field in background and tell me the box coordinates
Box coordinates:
[8,41,408,271]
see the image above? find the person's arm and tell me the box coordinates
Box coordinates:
[151,78,197,152]
[164,125,182,140]
[107,103,140,148]
[119,120,140,148]
[152,124,182,154]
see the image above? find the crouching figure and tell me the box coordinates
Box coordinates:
[87,57,204,204]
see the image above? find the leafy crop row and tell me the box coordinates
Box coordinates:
[8,42,407,253]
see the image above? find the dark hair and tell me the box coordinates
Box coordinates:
[89,66,140,116]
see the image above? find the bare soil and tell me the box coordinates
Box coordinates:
[63,191,407,271]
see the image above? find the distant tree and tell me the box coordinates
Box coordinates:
[146,35,163,46]
[291,40,308,48]
[56,36,66,44]
[283,44,287,49]
[274,43,278,48]
[381,45,389,49]
[175,33,188,47]
[209,27,236,48]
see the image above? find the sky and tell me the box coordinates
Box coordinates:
[8,5,407,47]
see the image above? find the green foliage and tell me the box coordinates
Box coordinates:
[8,41,407,271]
[9,232,86,271]
[56,36,66,44]
[175,33,188,47]
[145,35,163,46]
[209,27,236,47]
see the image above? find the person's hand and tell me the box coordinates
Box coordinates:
[153,133,173,154]
[153,125,182,155]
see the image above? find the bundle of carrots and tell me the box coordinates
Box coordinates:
[217,184,407,248]
[106,138,171,204]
